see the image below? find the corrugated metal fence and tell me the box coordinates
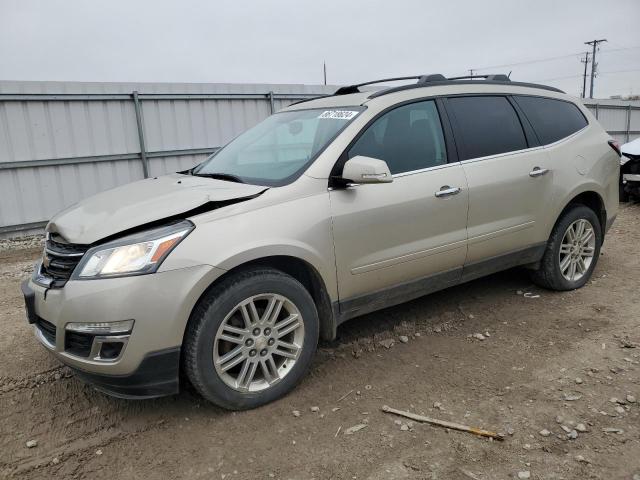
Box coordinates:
[0,81,335,236]
[583,99,640,144]
[0,81,638,237]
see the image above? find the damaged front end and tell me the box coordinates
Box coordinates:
[38,173,268,288]
[620,138,640,201]
[620,153,640,201]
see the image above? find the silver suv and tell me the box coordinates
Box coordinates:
[22,74,620,409]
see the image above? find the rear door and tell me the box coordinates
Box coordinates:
[444,95,554,278]
[329,99,469,317]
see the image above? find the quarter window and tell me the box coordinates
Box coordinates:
[514,96,588,145]
[447,96,527,160]
[348,100,447,175]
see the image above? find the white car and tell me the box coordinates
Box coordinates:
[620,138,640,201]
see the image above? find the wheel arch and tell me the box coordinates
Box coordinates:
[565,191,606,234]
[551,188,607,240]
[185,254,338,344]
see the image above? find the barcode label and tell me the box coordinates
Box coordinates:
[318,110,359,120]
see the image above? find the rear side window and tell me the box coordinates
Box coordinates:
[514,96,588,145]
[447,96,527,160]
[348,100,447,174]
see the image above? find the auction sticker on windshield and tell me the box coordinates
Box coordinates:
[318,110,360,120]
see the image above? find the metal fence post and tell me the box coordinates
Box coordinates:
[131,91,150,178]
[626,105,632,143]
[268,91,275,114]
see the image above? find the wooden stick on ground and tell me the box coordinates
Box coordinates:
[336,389,354,402]
[381,405,504,441]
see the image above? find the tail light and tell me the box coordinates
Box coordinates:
[608,139,621,157]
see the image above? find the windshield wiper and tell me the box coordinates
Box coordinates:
[191,172,245,184]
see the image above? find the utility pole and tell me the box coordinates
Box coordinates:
[323,62,327,86]
[468,69,474,78]
[584,39,606,98]
[580,51,590,98]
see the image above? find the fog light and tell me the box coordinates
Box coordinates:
[65,319,134,335]
[99,342,124,359]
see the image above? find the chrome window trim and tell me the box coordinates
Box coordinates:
[540,124,589,149]
[343,123,589,177]
[332,97,590,180]
[392,161,460,178]
[458,124,588,165]
[334,161,463,189]
[459,146,545,165]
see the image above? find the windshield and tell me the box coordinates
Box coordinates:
[192,107,364,186]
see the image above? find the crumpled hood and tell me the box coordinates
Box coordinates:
[47,173,267,244]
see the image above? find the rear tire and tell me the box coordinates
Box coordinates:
[183,268,319,410]
[531,205,602,291]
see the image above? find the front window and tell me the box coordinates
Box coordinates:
[348,100,447,174]
[193,107,364,186]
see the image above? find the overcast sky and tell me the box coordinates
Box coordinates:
[1,0,639,98]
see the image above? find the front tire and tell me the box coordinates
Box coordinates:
[531,205,602,291]
[183,268,319,410]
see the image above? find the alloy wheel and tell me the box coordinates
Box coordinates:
[213,293,304,392]
[558,218,596,282]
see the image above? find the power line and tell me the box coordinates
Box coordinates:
[469,45,640,75]
[532,69,640,84]
[599,68,640,75]
[599,45,640,53]
[472,52,582,72]
[533,74,582,83]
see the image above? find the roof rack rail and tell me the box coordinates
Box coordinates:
[334,74,451,96]
[288,73,562,107]
[288,94,332,107]
[334,76,425,95]
[289,75,445,106]
[447,74,511,82]
[365,73,564,98]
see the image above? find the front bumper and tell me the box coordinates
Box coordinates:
[623,173,640,183]
[22,264,224,397]
[72,347,182,399]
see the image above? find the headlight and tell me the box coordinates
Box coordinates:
[75,220,193,279]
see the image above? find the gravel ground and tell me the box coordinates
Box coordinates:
[0,234,43,253]
[0,205,639,480]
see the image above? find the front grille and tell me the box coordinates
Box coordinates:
[35,317,56,345]
[41,236,88,287]
[65,331,93,357]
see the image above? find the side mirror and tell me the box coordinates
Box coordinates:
[340,155,393,185]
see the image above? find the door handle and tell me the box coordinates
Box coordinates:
[529,167,549,177]
[435,186,461,198]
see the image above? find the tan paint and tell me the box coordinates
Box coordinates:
[330,164,469,299]
[47,173,266,244]
[30,82,620,378]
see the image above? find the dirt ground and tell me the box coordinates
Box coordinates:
[1,205,639,480]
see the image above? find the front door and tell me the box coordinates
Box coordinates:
[329,99,469,318]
